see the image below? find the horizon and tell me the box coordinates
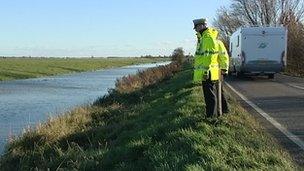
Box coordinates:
[0,54,173,58]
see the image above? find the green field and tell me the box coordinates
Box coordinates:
[0,57,168,81]
[0,63,296,170]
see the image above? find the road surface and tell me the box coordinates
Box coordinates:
[225,74,304,167]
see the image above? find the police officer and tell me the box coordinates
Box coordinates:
[192,18,229,117]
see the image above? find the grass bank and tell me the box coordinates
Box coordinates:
[0,57,168,81]
[0,63,296,170]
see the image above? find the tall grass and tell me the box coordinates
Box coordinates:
[0,63,296,170]
[115,62,180,93]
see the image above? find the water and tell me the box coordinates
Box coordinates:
[0,61,171,153]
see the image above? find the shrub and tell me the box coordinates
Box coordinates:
[115,62,181,94]
[283,12,304,76]
[171,48,185,65]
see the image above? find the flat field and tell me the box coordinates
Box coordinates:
[0,57,168,81]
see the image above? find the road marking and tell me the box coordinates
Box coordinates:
[287,83,304,91]
[225,82,304,151]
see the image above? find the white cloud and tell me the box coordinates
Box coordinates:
[0,38,197,57]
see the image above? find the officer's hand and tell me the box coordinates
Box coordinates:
[221,69,227,75]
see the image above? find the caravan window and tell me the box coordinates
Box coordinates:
[230,43,233,53]
[229,42,232,52]
[229,42,233,56]
[237,36,240,47]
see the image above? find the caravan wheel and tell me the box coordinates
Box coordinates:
[268,74,274,79]
[236,71,244,78]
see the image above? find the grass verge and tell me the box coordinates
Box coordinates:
[0,63,296,170]
[0,57,168,81]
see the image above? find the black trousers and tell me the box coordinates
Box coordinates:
[202,77,228,117]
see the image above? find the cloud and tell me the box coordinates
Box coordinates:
[0,39,197,57]
[183,38,195,44]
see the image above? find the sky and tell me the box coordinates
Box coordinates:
[0,0,231,57]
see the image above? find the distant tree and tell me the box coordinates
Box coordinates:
[171,47,185,65]
[213,6,246,46]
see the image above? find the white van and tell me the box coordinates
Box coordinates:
[229,27,287,79]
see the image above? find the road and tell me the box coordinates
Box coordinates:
[225,74,304,167]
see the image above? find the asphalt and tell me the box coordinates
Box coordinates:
[225,74,304,167]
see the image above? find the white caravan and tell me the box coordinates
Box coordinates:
[229,26,287,79]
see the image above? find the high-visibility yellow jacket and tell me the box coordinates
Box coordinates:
[193,28,229,82]
[217,40,229,74]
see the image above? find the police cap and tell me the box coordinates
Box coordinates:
[193,18,207,27]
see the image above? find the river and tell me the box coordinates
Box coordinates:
[0,61,171,153]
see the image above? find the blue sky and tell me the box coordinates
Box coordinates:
[0,0,230,57]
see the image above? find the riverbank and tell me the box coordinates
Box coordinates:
[0,57,168,81]
[0,63,296,170]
